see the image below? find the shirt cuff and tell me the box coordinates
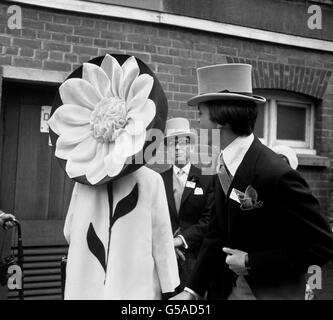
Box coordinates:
[178,235,188,249]
[184,287,200,300]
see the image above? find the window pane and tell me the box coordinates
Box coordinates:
[254,103,264,138]
[277,104,306,141]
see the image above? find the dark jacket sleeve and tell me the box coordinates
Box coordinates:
[180,177,215,250]
[248,169,333,277]
[186,201,226,296]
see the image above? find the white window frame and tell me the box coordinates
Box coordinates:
[254,90,316,155]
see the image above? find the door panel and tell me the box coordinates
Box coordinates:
[0,82,74,299]
[0,82,74,237]
[0,87,20,215]
[15,99,52,220]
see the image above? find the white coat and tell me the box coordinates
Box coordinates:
[64,166,179,299]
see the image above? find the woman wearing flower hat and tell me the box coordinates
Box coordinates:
[172,63,333,300]
[48,54,179,299]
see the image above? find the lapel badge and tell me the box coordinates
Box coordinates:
[186,181,196,189]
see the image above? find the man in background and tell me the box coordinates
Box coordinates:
[161,118,214,292]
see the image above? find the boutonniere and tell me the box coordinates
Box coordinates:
[189,175,199,184]
[189,175,204,195]
[234,185,263,211]
[186,175,200,189]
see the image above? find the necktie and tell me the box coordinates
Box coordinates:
[217,154,232,195]
[174,169,185,213]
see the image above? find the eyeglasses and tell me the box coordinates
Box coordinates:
[167,138,190,147]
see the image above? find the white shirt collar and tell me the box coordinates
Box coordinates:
[173,162,191,176]
[218,134,254,177]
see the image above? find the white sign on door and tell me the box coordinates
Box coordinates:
[40,105,52,133]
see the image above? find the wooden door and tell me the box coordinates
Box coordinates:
[0,82,74,299]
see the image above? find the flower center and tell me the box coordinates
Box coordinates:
[90,97,127,143]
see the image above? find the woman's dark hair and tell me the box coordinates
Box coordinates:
[207,100,258,136]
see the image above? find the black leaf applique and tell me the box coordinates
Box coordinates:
[86,183,139,275]
[111,183,139,229]
[105,183,139,267]
[87,222,106,272]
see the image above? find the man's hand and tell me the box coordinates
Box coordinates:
[223,247,249,276]
[169,291,194,300]
[173,236,184,248]
[175,248,186,264]
[0,211,16,230]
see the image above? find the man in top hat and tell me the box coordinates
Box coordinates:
[161,118,214,292]
[172,63,333,300]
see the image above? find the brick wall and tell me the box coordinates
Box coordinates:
[0,3,333,213]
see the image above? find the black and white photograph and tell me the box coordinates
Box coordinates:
[0,0,333,308]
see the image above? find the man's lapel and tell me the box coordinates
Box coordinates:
[164,167,177,218]
[227,137,262,203]
[180,164,200,207]
[223,137,262,242]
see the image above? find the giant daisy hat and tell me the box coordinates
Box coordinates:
[49,54,168,185]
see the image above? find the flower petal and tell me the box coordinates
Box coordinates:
[125,118,143,136]
[121,56,140,100]
[68,136,98,162]
[100,54,123,98]
[126,99,156,134]
[65,141,104,180]
[54,140,76,160]
[59,78,102,110]
[116,130,146,157]
[86,143,109,184]
[48,104,91,135]
[82,63,111,98]
[103,143,126,177]
[65,157,88,179]
[57,125,92,147]
[126,74,154,112]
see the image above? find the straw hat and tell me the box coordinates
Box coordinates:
[164,118,197,143]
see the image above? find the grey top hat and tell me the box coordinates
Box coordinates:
[188,63,266,106]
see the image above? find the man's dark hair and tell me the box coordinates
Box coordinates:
[207,100,258,136]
